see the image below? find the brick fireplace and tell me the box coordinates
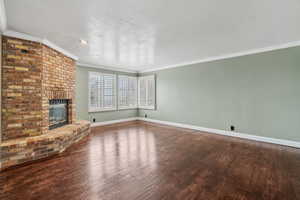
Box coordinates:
[1,36,90,170]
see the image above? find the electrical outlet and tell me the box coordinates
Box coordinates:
[145,114,148,118]
[230,125,235,131]
[93,118,96,123]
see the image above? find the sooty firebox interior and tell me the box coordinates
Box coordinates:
[49,99,69,130]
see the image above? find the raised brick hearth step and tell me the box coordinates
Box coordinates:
[0,120,91,171]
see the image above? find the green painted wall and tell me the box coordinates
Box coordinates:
[139,46,300,142]
[76,65,138,123]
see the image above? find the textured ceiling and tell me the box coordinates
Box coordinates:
[4,0,300,71]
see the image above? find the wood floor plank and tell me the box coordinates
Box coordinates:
[1,121,300,200]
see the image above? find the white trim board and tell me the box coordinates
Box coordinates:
[0,0,7,33]
[3,30,78,60]
[140,40,300,73]
[138,118,300,149]
[89,117,300,148]
[90,117,138,127]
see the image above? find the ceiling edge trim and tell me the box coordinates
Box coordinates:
[3,30,78,60]
[77,62,138,74]
[140,40,300,73]
[0,0,7,33]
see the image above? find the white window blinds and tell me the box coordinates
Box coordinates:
[89,72,117,112]
[138,75,156,109]
[118,75,138,109]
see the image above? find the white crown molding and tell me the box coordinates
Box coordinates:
[42,39,78,61]
[4,30,41,43]
[3,30,78,60]
[0,0,7,33]
[140,40,300,73]
[77,62,138,74]
[90,117,138,127]
[138,117,300,149]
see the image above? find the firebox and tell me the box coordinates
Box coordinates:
[49,99,69,130]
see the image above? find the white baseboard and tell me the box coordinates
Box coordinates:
[90,117,300,148]
[91,117,138,127]
[138,117,300,149]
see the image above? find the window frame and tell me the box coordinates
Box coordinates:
[88,72,117,113]
[138,75,156,110]
[117,75,138,110]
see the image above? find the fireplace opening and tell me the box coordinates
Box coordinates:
[49,99,69,130]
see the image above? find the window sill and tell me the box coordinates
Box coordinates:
[138,106,156,110]
[89,108,117,113]
[118,107,138,110]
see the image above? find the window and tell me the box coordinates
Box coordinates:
[138,75,156,109]
[89,72,117,112]
[118,75,138,109]
[89,72,155,112]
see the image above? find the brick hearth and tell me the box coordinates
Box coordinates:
[0,121,90,170]
[1,36,90,170]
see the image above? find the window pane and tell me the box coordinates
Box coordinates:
[103,74,116,109]
[129,77,137,106]
[139,79,147,106]
[104,96,113,107]
[89,72,116,111]
[138,75,155,109]
[104,88,113,96]
[118,75,137,108]
[148,78,154,106]
[89,74,101,109]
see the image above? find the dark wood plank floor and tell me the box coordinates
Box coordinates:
[1,121,300,200]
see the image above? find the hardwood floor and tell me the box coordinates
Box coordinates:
[1,121,300,200]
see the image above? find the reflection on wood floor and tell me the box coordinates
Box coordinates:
[1,121,300,200]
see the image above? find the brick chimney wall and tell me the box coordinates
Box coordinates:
[1,36,76,141]
[41,43,76,134]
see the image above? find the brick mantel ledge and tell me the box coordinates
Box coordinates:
[0,120,91,171]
